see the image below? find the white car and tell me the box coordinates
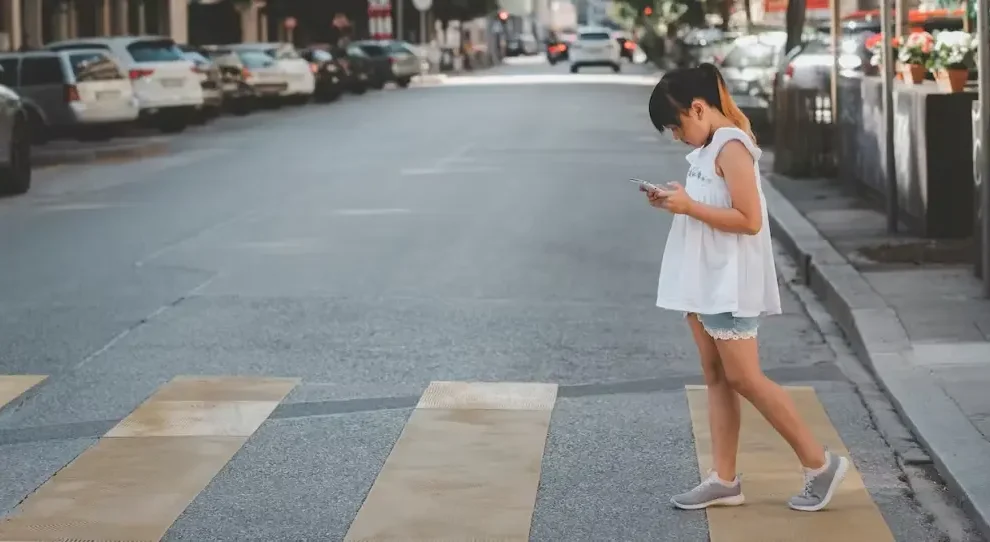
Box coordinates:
[230,43,316,104]
[46,36,204,133]
[569,26,621,73]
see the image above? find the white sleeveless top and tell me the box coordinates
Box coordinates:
[655,127,781,318]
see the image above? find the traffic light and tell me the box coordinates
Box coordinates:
[498,10,508,21]
[643,6,653,15]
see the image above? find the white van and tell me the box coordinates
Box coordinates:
[46,36,204,133]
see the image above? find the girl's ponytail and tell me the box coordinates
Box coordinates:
[700,63,757,143]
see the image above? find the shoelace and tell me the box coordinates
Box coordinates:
[799,472,817,498]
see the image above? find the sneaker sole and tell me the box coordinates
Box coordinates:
[671,494,746,510]
[788,456,850,512]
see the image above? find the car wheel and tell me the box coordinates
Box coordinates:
[0,113,31,196]
[570,64,579,74]
[351,83,368,95]
[397,77,411,88]
[612,63,621,73]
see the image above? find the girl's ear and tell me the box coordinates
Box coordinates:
[690,99,705,119]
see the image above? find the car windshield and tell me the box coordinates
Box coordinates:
[308,49,333,62]
[387,42,413,54]
[579,32,611,41]
[70,52,124,81]
[183,51,209,65]
[268,47,301,60]
[358,44,387,56]
[238,50,275,68]
[126,39,184,62]
[347,46,369,58]
[721,43,776,68]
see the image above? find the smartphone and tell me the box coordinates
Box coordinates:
[628,178,661,193]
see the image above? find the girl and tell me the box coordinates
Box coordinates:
[646,63,849,512]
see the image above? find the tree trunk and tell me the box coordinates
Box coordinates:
[784,0,807,53]
[743,0,753,31]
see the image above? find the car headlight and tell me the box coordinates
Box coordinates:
[839,54,862,70]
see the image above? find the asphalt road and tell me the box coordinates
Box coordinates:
[0,58,980,542]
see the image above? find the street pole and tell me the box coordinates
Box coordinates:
[397,0,404,41]
[880,0,898,233]
[829,0,838,128]
[978,0,990,296]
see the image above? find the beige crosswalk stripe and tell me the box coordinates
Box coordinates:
[345,380,558,542]
[0,375,299,542]
[0,375,46,410]
[686,384,895,542]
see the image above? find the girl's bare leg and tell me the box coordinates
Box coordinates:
[670,315,746,510]
[712,337,824,468]
[687,314,740,481]
[714,336,851,512]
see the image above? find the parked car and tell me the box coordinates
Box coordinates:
[546,38,568,64]
[227,42,316,105]
[569,26,621,73]
[347,42,389,89]
[335,46,374,94]
[45,36,203,133]
[352,40,420,88]
[717,32,788,133]
[201,46,282,112]
[299,47,345,102]
[507,34,539,56]
[615,36,637,62]
[0,78,31,195]
[0,49,139,143]
[180,47,223,121]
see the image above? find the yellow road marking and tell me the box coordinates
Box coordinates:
[686,384,895,542]
[345,381,558,542]
[0,375,298,542]
[0,375,46,410]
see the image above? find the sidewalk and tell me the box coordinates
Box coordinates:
[761,161,990,538]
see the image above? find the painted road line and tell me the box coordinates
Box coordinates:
[345,381,558,542]
[0,375,46,410]
[0,375,299,542]
[686,384,895,542]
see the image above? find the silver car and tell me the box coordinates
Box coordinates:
[718,32,788,131]
[0,76,31,195]
[0,50,139,143]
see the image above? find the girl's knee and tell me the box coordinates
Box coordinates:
[724,370,763,397]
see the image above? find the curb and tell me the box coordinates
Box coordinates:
[32,139,169,168]
[762,172,990,540]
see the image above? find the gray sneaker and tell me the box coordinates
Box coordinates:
[671,471,745,510]
[788,451,850,512]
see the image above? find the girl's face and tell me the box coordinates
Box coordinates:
[667,99,713,148]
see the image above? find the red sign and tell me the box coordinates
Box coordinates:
[284,16,297,29]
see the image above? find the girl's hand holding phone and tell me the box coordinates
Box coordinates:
[656,182,693,215]
[645,186,667,209]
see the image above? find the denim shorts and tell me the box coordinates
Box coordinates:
[688,312,760,340]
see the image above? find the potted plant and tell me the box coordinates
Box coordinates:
[898,31,934,84]
[930,30,976,93]
[868,33,903,79]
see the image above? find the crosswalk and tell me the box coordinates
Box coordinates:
[0,374,896,541]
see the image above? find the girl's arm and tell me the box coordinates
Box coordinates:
[685,140,762,235]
